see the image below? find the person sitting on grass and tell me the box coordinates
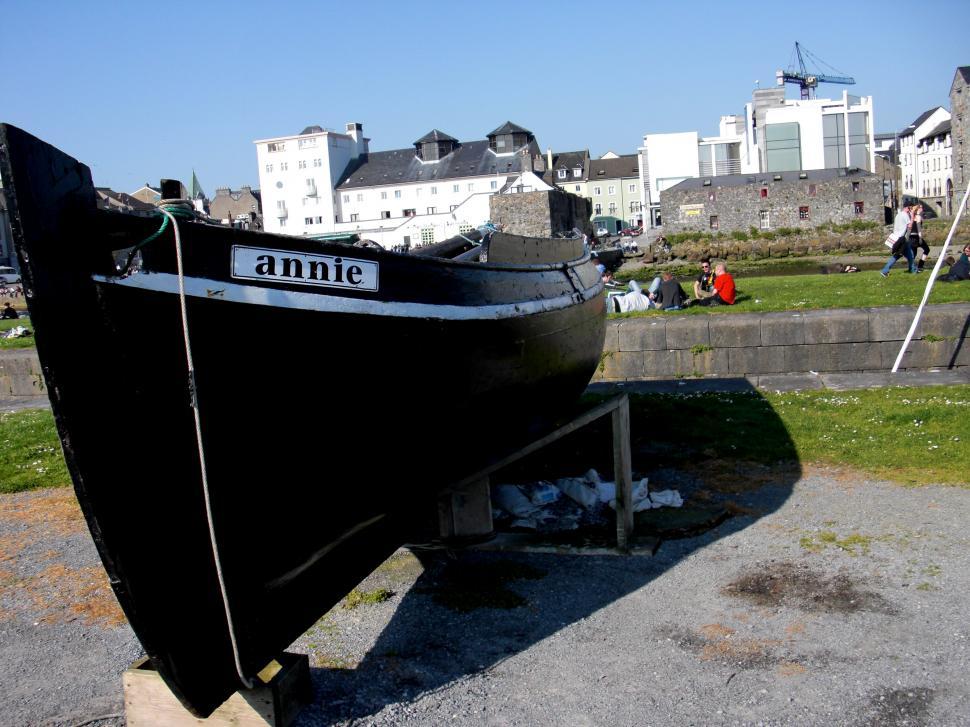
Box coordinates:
[692,263,736,306]
[610,280,654,313]
[938,244,970,282]
[1,302,18,320]
[693,258,716,302]
[653,271,689,311]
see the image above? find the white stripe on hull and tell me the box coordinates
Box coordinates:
[92,272,604,322]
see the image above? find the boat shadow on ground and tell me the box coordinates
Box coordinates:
[297,379,800,724]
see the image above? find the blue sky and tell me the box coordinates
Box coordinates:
[2,0,967,193]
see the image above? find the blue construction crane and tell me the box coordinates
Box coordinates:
[776,42,855,100]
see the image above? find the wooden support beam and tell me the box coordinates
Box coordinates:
[611,396,634,551]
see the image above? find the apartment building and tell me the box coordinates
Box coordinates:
[897,107,950,207]
[586,154,641,233]
[639,88,876,227]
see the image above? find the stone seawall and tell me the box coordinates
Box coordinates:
[2,304,968,397]
[595,303,970,381]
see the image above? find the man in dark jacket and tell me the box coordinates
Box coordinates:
[653,271,689,310]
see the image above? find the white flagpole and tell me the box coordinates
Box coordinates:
[891,180,970,373]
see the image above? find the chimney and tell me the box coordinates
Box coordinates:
[546,147,553,172]
[521,148,533,173]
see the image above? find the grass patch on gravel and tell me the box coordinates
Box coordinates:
[342,587,394,610]
[0,410,69,493]
[618,385,970,487]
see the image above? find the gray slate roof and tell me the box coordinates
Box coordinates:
[956,66,970,85]
[414,129,458,144]
[667,167,874,192]
[545,150,589,183]
[920,119,951,140]
[588,154,639,180]
[900,107,944,136]
[336,139,540,189]
[488,121,532,136]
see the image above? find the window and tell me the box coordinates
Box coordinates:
[356,193,363,202]
[279,218,286,227]
[759,210,770,229]
[608,186,615,195]
[421,227,435,245]
[760,188,768,198]
[490,180,497,190]
[280,162,288,171]
[765,122,802,171]
[431,186,437,195]
[426,206,436,214]
[381,191,387,200]
[573,167,582,178]
[799,206,810,220]
[630,202,640,212]
[380,210,391,219]
[467,183,474,191]
[710,215,718,230]
[315,216,323,224]
[298,160,306,169]
[298,138,316,149]
[342,194,349,203]
[453,184,460,193]
[854,201,864,215]
[808,184,817,196]
[575,185,581,192]
[350,213,359,222]
[267,142,285,152]
[313,158,322,167]
[403,208,416,217]
[608,203,616,214]
[558,169,567,179]
[593,186,601,195]
[304,217,313,225]
[265,164,273,173]
[852,181,860,192]
[594,204,602,214]
[394,190,401,199]
[629,183,636,192]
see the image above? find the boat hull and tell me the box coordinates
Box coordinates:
[0,123,606,716]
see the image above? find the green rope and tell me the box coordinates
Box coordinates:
[121,205,196,273]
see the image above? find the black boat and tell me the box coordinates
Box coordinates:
[0,124,606,716]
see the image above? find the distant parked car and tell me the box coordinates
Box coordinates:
[595,227,610,237]
[0,267,21,285]
[619,227,642,237]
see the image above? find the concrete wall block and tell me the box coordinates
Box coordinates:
[728,346,789,375]
[919,305,970,341]
[709,314,762,348]
[664,317,711,350]
[868,306,921,341]
[641,350,676,378]
[618,318,666,351]
[602,321,622,353]
[761,313,805,346]
[802,309,870,344]
[597,351,644,381]
[792,342,882,372]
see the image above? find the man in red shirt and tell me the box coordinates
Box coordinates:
[693,263,735,306]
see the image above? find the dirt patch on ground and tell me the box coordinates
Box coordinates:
[0,487,85,537]
[722,560,896,615]
[857,687,936,727]
[660,623,785,670]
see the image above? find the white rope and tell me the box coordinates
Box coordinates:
[891,180,970,373]
[157,205,254,690]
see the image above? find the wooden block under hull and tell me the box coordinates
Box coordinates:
[123,652,310,726]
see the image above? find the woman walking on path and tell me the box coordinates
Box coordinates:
[881,202,915,277]
[911,204,930,272]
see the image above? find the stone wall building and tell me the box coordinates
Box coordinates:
[209,186,263,229]
[489,189,592,239]
[660,168,882,234]
[951,66,970,197]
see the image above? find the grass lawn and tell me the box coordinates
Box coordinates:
[0,316,35,350]
[609,270,970,317]
[3,385,966,496]
[0,409,69,493]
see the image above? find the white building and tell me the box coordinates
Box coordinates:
[638,88,876,227]
[254,121,545,248]
[897,107,952,214]
[255,123,369,236]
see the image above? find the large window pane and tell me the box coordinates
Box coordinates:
[765,123,801,172]
[823,114,846,169]
[848,112,870,171]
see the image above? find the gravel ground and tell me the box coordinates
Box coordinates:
[2,463,969,726]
